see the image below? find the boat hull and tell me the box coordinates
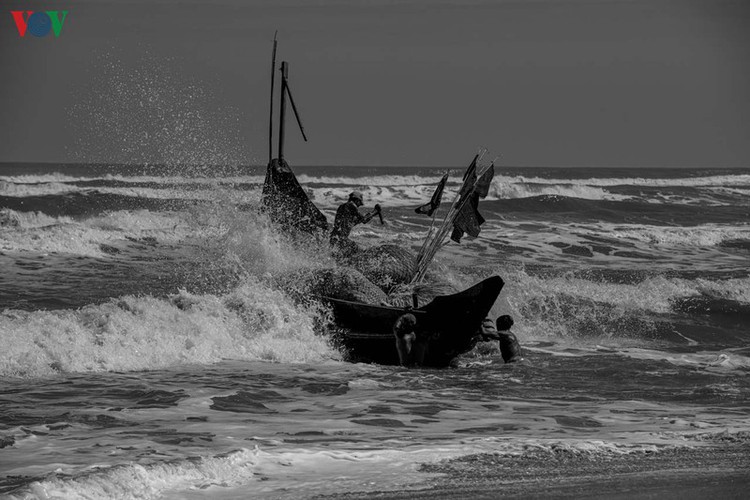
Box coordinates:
[324,275,504,367]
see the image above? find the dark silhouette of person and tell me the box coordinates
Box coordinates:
[393,313,428,367]
[330,191,380,258]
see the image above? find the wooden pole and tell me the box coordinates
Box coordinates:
[268,32,278,164]
[285,81,308,142]
[278,61,288,162]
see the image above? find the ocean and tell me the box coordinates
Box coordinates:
[1,162,749,498]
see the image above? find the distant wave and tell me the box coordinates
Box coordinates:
[4,171,748,209]
[510,173,750,188]
[0,208,73,229]
[0,173,265,186]
[608,224,750,248]
[302,171,750,208]
[297,173,447,187]
[3,169,748,187]
[0,181,260,200]
[0,180,738,211]
[0,191,208,217]
[504,268,750,345]
[0,208,195,257]
[491,220,750,249]
[484,196,747,225]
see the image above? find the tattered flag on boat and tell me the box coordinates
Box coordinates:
[415,173,449,217]
[450,163,494,243]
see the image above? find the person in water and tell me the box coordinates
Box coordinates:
[393,313,428,367]
[330,191,380,258]
[480,314,523,363]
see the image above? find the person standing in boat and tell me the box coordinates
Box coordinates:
[330,191,381,259]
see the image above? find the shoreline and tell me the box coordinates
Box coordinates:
[317,443,750,499]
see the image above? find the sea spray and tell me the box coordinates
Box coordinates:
[182,196,338,278]
[68,51,247,172]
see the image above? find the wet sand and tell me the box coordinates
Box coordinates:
[317,443,750,499]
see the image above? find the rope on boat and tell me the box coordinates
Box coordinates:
[410,149,495,284]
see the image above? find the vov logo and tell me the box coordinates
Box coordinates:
[11,11,68,37]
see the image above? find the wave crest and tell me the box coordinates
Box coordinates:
[0,279,338,379]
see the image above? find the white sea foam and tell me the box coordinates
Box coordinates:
[511,173,750,188]
[615,348,750,372]
[716,186,750,197]
[486,175,633,201]
[0,280,338,378]
[0,223,123,257]
[609,224,750,248]
[0,181,80,197]
[1,172,85,184]
[10,430,739,500]
[524,343,750,373]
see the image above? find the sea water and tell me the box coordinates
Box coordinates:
[1,163,749,498]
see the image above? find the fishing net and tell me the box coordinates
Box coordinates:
[350,244,417,292]
[285,267,388,304]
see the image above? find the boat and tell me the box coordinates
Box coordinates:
[323,275,504,367]
[261,36,503,366]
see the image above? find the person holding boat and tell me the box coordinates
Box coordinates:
[393,313,428,367]
[480,315,523,363]
[330,191,381,259]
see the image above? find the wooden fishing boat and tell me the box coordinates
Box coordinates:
[323,275,504,367]
[262,37,504,367]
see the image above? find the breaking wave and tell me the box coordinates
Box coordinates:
[0,279,338,379]
[502,267,750,344]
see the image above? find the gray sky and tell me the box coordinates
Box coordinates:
[1,0,749,167]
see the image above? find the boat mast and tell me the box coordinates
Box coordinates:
[278,62,288,162]
[268,31,278,165]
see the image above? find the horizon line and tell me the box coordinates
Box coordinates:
[1,161,748,170]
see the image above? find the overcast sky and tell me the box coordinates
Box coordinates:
[1,0,748,167]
